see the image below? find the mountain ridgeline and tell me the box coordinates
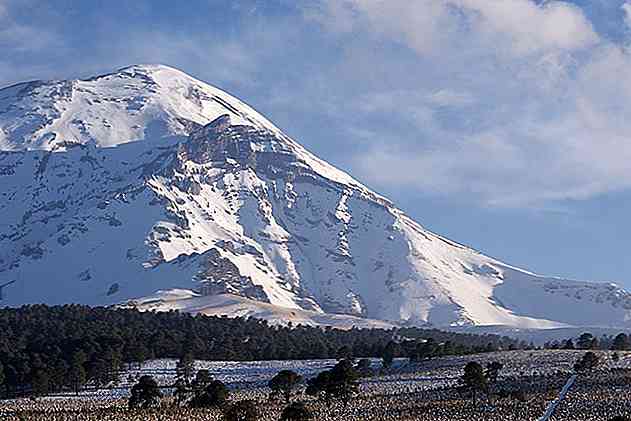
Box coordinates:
[1,64,631,330]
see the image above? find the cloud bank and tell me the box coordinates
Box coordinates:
[2,0,631,207]
[297,0,631,206]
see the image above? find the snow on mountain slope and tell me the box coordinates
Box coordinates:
[124,289,395,329]
[1,64,631,330]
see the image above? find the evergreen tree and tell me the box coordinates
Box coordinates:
[382,341,397,369]
[31,369,51,397]
[68,351,87,395]
[485,361,503,384]
[356,359,373,377]
[281,402,313,421]
[612,333,630,351]
[51,359,68,394]
[461,361,488,405]
[176,352,195,386]
[484,342,498,352]
[103,348,122,384]
[577,333,595,350]
[87,358,108,387]
[224,399,259,421]
[189,379,230,408]
[128,342,149,370]
[129,375,162,409]
[336,346,352,360]
[326,358,359,406]
[269,370,303,404]
[574,351,600,373]
[305,359,359,405]
[192,369,213,392]
[173,378,191,407]
[415,338,438,361]
[305,371,331,401]
[0,362,5,395]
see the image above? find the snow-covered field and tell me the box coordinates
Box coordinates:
[45,349,631,400]
[3,350,631,421]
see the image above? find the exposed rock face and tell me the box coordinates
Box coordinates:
[2,64,631,330]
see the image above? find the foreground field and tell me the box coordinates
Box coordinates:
[1,350,630,421]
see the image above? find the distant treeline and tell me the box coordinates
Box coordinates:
[0,304,523,397]
[543,331,631,351]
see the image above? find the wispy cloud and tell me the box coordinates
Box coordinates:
[623,1,631,29]
[301,0,631,207]
[3,0,631,208]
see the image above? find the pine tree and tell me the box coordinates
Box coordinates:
[461,362,488,405]
[562,339,575,350]
[224,399,259,421]
[103,348,122,385]
[269,370,303,404]
[356,359,373,377]
[612,333,630,351]
[382,341,397,369]
[189,379,230,408]
[31,369,51,396]
[0,362,4,388]
[51,359,68,394]
[416,338,438,361]
[485,361,503,384]
[192,369,213,392]
[173,378,190,407]
[69,351,87,395]
[305,371,331,401]
[326,358,359,406]
[176,353,195,386]
[574,351,600,373]
[577,333,595,350]
[129,375,162,409]
[336,346,352,360]
[281,402,313,421]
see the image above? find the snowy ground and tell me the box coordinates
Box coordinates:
[32,349,631,399]
[3,350,631,420]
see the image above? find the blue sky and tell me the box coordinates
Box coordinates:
[2,0,631,285]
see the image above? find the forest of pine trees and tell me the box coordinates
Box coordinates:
[0,304,523,397]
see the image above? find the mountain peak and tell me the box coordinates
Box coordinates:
[0,64,281,152]
[2,65,631,331]
[116,63,182,73]
[108,64,198,84]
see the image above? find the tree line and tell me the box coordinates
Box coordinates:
[0,304,523,397]
[128,356,364,421]
[543,332,631,351]
[130,349,603,421]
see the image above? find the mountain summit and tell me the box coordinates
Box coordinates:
[1,65,630,329]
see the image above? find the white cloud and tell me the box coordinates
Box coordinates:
[0,1,58,52]
[305,0,631,207]
[426,90,475,107]
[452,0,599,56]
[1,0,630,208]
[623,2,631,29]
[316,0,598,57]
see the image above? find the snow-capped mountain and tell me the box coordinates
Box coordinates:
[1,64,630,330]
